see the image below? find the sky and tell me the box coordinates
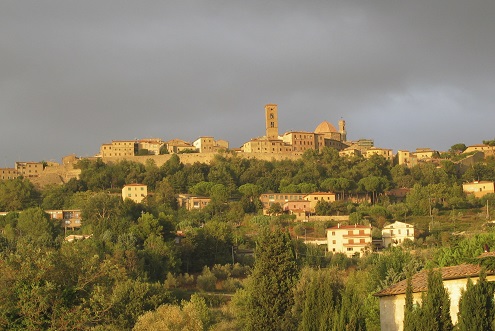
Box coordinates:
[1,1,495,166]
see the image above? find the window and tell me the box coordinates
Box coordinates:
[348,239,354,244]
[331,231,335,236]
[332,240,336,244]
[347,247,353,251]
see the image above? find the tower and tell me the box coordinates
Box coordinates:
[265,104,279,139]
[339,118,347,142]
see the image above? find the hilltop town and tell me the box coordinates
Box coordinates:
[1,104,494,187]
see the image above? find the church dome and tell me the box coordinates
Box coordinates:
[314,121,337,133]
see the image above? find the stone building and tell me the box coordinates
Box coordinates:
[100,140,138,157]
[165,139,196,154]
[137,138,165,155]
[193,136,229,153]
[15,161,44,177]
[0,168,19,180]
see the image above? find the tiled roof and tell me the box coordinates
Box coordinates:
[375,264,494,297]
[327,224,370,230]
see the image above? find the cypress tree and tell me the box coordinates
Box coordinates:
[245,227,299,331]
[420,270,453,331]
[457,269,495,331]
[404,276,415,331]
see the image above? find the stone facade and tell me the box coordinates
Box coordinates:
[193,136,229,153]
[15,161,44,177]
[0,168,19,180]
[100,140,138,157]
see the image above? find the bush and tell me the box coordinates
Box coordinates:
[196,267,217,292]
[222,277,243,292]
[177,273,195,287]
[231,263,251,278]
[164,272,178,289]
[211,264,231,280]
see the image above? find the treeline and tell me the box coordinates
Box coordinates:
[3,147,495,216]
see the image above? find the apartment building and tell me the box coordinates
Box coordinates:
[15,161,44,177]
[326,224,372,257]
[122,184,148,203]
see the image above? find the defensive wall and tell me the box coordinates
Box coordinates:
[100,151,303,167]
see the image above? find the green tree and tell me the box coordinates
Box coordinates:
[405,270,453,331]
[243,228,299,331]
[293,267,344,330]
[456,270,495,331]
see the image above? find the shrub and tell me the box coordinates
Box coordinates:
[196,267,217,292]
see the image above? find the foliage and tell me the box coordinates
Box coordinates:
[404,270,453,331]
[242,228,299,331]
[457,269,495,331]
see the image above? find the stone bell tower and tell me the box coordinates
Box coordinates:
[339,118,347,142]
[265,104,279,139]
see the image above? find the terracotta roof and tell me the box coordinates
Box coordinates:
[327,224,370,230]
[374,264,494,297]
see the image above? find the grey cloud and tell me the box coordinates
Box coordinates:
[1,0,495,164]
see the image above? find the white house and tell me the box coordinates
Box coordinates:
[382,221,415,248]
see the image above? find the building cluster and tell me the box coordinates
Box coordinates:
[99,137,229,158]
[0,161,44,180]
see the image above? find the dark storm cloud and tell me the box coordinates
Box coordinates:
[1,0,495,165]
